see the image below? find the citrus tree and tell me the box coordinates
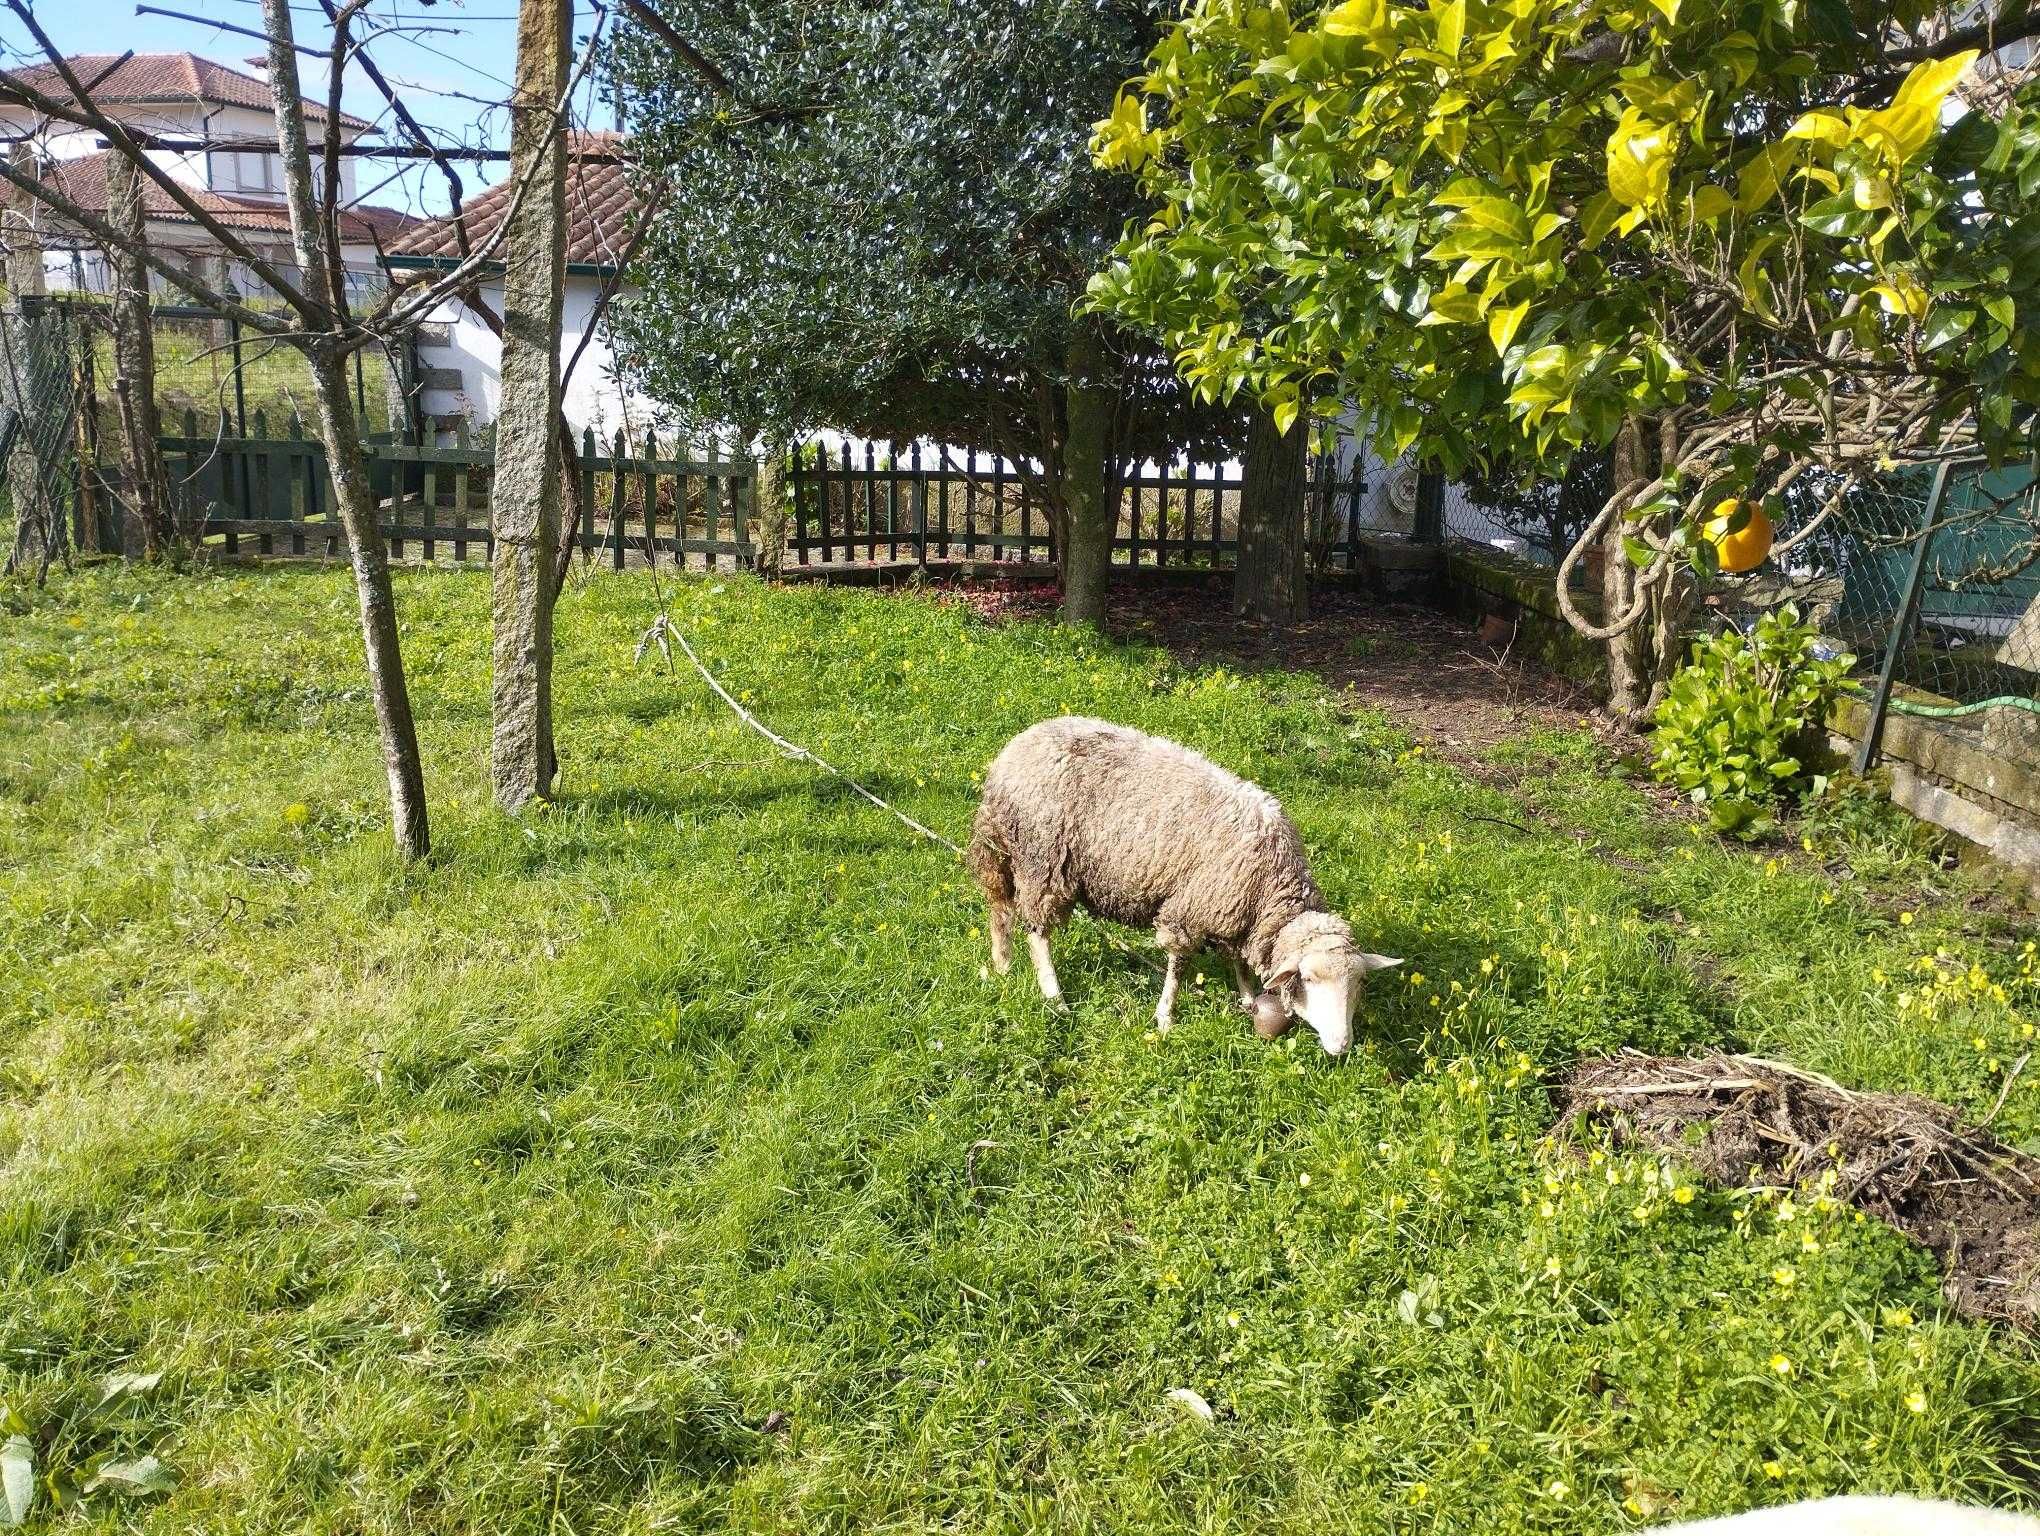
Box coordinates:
[1087,0,2040,720]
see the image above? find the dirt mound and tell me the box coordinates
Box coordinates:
[1559,1052,2040,1330]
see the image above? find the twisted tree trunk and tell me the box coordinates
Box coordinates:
[1601,416,1654,727]
[1234,402,1309,625]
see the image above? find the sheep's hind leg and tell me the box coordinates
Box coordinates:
[1026,931,1064,1008]
[987,897,1016,976]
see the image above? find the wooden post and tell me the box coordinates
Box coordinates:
[755,438,788,578]
[912,442,928,571]
[73,334,99,554]
[1413,467,1446,544]
[611,429,627,569]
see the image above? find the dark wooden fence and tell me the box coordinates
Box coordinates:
[144,415,757,569]
[89,421,1375,576]
[788,442,1372,571]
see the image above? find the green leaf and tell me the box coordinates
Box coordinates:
[1924,306,1977,350]
[1,1436,32,1528]
[1607,107,1673,208]
[1579,191,1621,249]
[1737,234,1782,322]
[1785,110,1849,150]
[1320,0,1386,37]
[1735,141,1798,212]
[1685,184,1735,223]
[92,1373,163,1417]
[1488,300,1529,355]
[1272,397,1300,435]
[1800,194,1873,237]
[1434,0,1464,55]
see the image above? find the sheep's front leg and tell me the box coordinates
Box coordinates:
[1155,952,1181,1032]
[1026,931,1063,1007]
[1230,955,1257,1008]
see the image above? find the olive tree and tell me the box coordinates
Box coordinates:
[1089,0,2040,720]
[610,0,1243,626]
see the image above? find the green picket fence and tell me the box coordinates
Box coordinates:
[130,414,758,570]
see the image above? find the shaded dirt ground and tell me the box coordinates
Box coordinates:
[939,574,1610,764]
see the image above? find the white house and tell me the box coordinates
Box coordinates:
[384,131,660,439]
[0,52,416,300]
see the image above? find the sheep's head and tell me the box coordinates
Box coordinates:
[1264,913,1401,1055]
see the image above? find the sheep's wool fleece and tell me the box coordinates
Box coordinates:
[1653,1495,2040,1535]
[971,716,1323,968]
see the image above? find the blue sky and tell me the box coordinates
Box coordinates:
[0,0,616,219]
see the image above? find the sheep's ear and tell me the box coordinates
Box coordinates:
[1264,965,1300,1000]
[1354,953,1403,975]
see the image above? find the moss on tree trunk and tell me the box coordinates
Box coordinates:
[1234,403,1309,625]
[1060,326,1113,627]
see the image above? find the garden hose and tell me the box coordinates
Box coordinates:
[1880,693,2040,719]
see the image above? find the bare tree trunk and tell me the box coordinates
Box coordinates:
[551,415,584,596]
[1641,414,1694,718]
[1602,416,1653,727]
[1234,402,1309,625]
[753,434,789,580]
[1059,325,1113,627]
[2,144,54,578]
[262,0,429,859]
[490,0,568,810]
[311,350,432,858]
[104,152,171,558]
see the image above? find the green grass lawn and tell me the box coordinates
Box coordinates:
[3,563,2037,1534]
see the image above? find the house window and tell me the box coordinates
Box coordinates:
[209,148,282,196]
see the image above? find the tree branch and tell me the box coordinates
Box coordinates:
[0,0,323,318]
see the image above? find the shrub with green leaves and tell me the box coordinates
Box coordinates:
[1652,605,1853,836]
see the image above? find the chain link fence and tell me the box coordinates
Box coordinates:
[1441,453,2040,783]
[69,295,414,444]
[0,297,83,578]
[1819,462,2040,779]
[0,291,417,559]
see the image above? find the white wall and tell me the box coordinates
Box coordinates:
[413,276,668,439]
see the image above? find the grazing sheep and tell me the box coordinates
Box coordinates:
[1651,1496,2040,1535]
[966,716,1399,1052]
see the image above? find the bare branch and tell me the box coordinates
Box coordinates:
[0,2,323,317]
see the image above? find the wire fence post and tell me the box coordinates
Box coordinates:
[1856,459,1954,777]
[222,314,245,439]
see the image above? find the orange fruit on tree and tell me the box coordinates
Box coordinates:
[1702,496,1773,573]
